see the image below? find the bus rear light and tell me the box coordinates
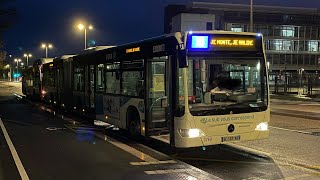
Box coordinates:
[179,128,205,138]
[255,122,268,131]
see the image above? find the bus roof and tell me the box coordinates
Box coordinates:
[184,30,261,36]
[33,58,54,66]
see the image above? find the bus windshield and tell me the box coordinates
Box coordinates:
[185,56,268,116]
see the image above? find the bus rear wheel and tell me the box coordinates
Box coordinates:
[127,108,141,138]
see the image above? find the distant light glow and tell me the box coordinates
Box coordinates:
[191,36,209,49]
[78,24,84,30]
[257,33,262,36]
[189,31,193,34]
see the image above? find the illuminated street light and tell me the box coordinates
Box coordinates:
[77,23,94,49]
[41,43,53,58]
[24,53,32,66]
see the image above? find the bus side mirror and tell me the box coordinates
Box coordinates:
[161,96,168,108]
[178,50,188,68]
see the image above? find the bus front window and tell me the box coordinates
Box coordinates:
[187,57,268,116]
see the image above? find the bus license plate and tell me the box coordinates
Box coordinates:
[221,135,240,142]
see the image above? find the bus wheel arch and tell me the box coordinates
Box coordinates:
[126,106,141,137]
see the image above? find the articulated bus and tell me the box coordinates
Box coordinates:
[42,55,74,105]
[68,31,270,148]
[24,31,269,148]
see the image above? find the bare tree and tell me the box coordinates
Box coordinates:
[0,0,17,64]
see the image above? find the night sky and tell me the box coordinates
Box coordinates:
[4,0,320,61]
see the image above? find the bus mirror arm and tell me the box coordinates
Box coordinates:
[150,96,167,111]
[161,96,168,108]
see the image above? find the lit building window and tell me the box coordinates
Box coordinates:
[272,40,292,51]
[281,26,294,37]
[231,27,243,32]
[308,41,318,51]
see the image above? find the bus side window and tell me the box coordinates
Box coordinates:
[136,80,145,98]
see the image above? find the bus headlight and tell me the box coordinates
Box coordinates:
[255,122,268,131]
[178,129,205,138]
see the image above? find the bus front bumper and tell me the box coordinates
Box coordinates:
[175,130,269,148]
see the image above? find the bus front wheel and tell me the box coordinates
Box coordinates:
[127,108,141,138]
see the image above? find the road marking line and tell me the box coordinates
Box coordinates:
[282,173,314,180]
[228,143,271,157]
[299,104,320,106]
[270,126,312,135]
[64,124,157,162]
[144,168,190,175]
[0,118,29,180]
[130,160,176,165]
[176,156,273,165]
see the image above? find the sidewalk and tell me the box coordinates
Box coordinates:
[270,94,320,120]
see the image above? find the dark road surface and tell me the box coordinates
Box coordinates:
[0,81,319,180]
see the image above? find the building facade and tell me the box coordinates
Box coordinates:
[164,2,320,95]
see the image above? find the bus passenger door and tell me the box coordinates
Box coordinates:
[89,65,95,109]
[146,57,170,135]
[85,65,95,112]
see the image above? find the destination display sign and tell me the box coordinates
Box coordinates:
[188,34,261,52]
[210,39,254,47]
[126,47,140,53]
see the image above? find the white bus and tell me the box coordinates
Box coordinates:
[69,31,270,148]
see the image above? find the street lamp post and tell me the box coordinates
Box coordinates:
[24,53,32,66]
[297,68,304,97]
[78,24,93,49]
[250,0,253,32]
[14,58,21,81]
[41,43,53,58]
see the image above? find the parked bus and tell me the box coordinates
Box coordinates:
[63,31,270,148]
[32,58,54,100]
[42,55,74,105]
[21,66,34,96]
